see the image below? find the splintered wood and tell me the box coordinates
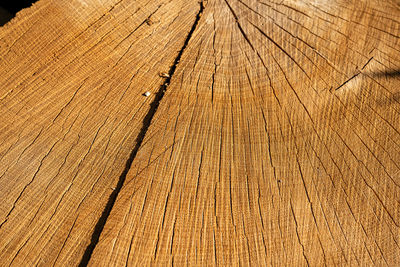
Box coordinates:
[0,0,399,265]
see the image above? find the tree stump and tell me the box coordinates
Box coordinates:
[0,0,399,265]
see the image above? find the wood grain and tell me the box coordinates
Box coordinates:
[0,0,200,265]
[1,0,400,266]
[88,0,400,265]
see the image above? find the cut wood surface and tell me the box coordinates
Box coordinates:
[1,0,400,266]
[0,0,200,265]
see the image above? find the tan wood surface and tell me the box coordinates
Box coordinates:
[1,0,400,266]
[0,0,200,265]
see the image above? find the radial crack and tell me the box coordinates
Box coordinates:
[78,2,205,265]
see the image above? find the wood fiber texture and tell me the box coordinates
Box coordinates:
[1,0,400,266]
[0,0,200,265]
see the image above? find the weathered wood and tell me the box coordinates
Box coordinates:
[88,0,400,265]
[0,0,200,265]
[1,0,400,265]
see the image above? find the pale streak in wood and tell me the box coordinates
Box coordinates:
[88,0,400,266]
[0,0,200,265]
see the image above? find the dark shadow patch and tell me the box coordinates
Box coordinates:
[370,69,400,78]
[0,1,38,26]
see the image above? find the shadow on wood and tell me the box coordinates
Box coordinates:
[370,69,400,78]
[0,0,38,26]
